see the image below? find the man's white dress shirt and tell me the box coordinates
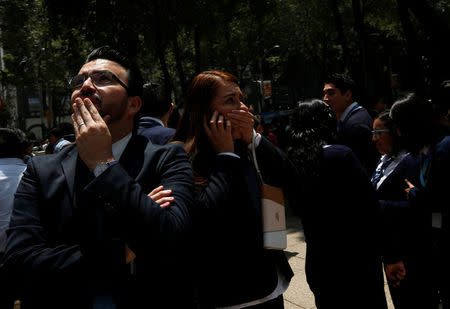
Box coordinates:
[0,157,27,252]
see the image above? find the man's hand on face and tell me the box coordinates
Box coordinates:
[72,97,115,171]
[227,102,254,145]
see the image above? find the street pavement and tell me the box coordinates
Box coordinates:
[282,209,395,309]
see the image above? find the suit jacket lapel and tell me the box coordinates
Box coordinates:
[60,135,148,210]
[61,145,78,208]
[119,134,148,180]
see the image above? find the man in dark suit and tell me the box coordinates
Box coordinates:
[0,46,195,308]
[137,81,176,145]
[323,73,379,175]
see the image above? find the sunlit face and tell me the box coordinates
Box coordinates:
[323,83,351,118]
[210,80,242,116]
[372,118,394,155]
[71,59,129,129]
[209,80,243,139]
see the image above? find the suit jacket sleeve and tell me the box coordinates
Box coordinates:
[84,143,194,254]
[1,159,86,287]
[193,137,298,217]
[1,144,194,285]
[192,154,242,220]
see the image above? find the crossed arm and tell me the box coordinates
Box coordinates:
[2,139,194,288]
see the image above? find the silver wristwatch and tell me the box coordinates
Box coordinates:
[93,160,118,177]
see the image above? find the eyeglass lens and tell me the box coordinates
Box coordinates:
[70,71,114,89]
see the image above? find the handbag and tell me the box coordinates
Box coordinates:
[251,133,287,250]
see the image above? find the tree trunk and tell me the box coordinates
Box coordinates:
[46,87,54,128]
[407,0,450,94]
[329,0,350,71]
[407,0,450,39]
[352,0,367,100]
[396,0,423,92]
[172,28,187,99]
[152,1,174,97]
[194,26,201,74]
[224,23,237,76]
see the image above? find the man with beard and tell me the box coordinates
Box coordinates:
[0,46,195,308]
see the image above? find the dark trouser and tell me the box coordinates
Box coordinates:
[388,258,430,309]
[432,227,449,309]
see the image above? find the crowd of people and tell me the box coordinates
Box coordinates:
[0,45,448,309]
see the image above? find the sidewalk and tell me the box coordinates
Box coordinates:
[282,211,394,309]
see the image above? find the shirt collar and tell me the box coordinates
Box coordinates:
[112,132,132,161]
[339,101,359,121]
[375,151,409,189]
[147,116,165,127]
[381,150,408,164]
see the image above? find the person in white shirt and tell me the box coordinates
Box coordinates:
[48,127,71,153]
[0,128,28,254]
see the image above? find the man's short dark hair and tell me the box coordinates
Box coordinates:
[86,45,143,98]
[0,128,28,158]
[139,82,172,118]
[48,127,64,139]
[436,79,450,113]
[324,73,356,95]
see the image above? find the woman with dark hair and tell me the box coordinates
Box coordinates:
[390,92,450,309]
[370,110,424,308]
[173,70,296,308]
[287,99,387,309]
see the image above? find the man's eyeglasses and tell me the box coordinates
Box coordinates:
[371,129,390,138]
[69,70,129,92]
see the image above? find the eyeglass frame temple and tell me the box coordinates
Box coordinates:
[68,71,129,92]
[371,129,390,134]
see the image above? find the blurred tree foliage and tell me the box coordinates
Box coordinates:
[1,0,449,126]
